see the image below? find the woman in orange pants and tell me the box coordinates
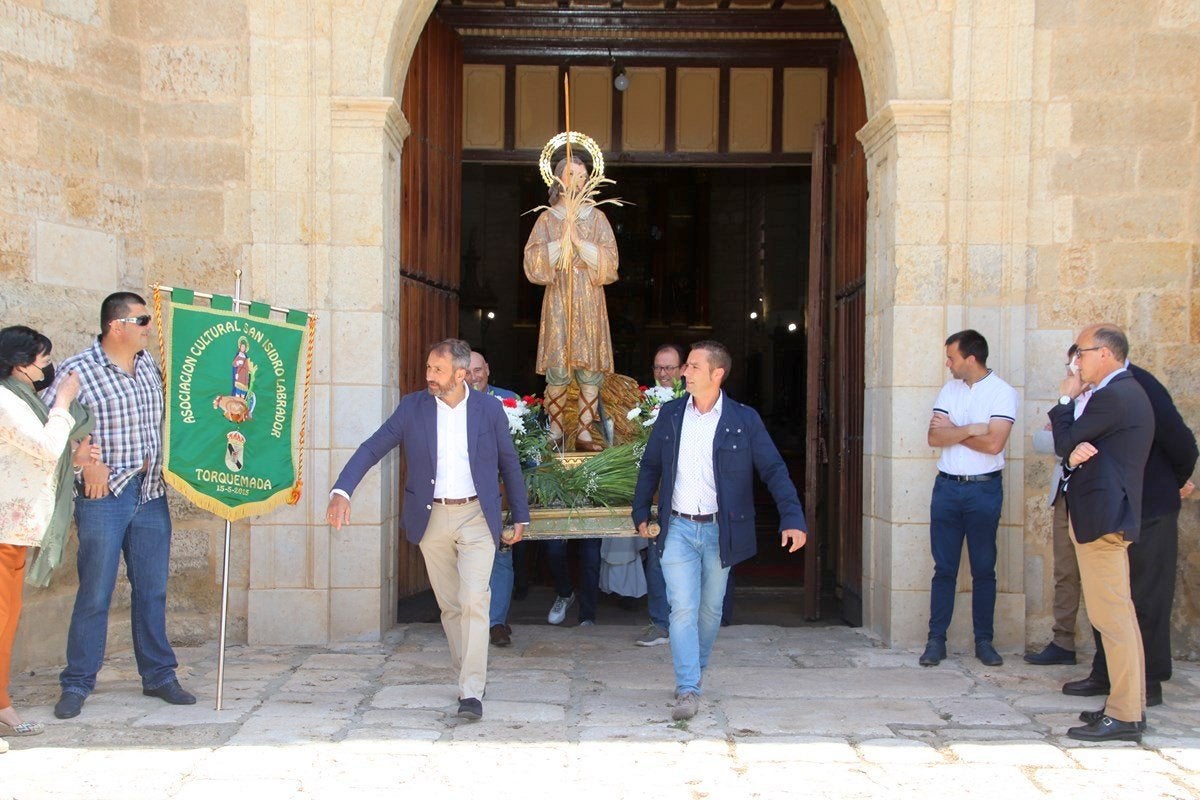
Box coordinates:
[0,326,93,749]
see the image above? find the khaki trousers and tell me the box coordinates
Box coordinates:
[1051,499,1081,651]
[418,502,496,701]
[0,544,27,709]
[1070,525,1145,722]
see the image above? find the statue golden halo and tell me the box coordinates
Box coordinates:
[539,131,605,187]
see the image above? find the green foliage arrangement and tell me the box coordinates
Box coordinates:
[524,440,647,508]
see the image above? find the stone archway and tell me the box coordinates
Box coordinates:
[242,0,1036,649]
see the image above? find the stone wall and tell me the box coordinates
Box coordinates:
[1,0,250,671]
[4,0,1200,675]
[851,0,1200,652]
[1022,0,1200,657]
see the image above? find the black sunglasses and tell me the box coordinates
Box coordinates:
[114,315,152,327]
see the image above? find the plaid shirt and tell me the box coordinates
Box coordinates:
[43,339,166,501]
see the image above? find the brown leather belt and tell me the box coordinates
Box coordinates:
[672,510,716,522]
[433,495,478,505]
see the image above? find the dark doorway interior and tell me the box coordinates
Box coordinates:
[458,163,815,592]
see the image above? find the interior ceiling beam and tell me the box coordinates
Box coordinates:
[435,6,844,35]
[463,148,813,166]
[460,37,840,64]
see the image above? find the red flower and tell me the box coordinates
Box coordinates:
[637,385,648,393]
[523,394,539,404]
[502,397,518,408]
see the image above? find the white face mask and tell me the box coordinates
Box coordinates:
[1068,363,1080,376]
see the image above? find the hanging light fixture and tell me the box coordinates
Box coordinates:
[610,47,629,92]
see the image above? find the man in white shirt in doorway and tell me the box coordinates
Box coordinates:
[920,329,1018,669]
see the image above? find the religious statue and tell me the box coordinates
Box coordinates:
[524,137,620,452]
[231,336,253,397]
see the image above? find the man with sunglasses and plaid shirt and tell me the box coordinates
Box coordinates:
[43,292,196,719]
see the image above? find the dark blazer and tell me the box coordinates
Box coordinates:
[332,388,530,545]
[631,392,807,568]
[1050,370,1153,543]
[1129,363,1198,521]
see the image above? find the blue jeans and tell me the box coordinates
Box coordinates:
[61,476,178,696]
[645,542,671,630]
[489,544,513,627]
[928,474,1002,644]
[660,518,730,695]
[646,544,734,630]
[545,538,601,622]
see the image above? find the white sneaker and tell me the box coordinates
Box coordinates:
[636,624,669,647]
[0,737,8,754]
[547,592,575,625]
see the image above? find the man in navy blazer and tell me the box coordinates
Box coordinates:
[1065,361,1197,707]
[632,340,806,722]
[326,339,530,720]
[1049,324,1153,742]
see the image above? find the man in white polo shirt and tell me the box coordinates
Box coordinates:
[920,329,1018,668]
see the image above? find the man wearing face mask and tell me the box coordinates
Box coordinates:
[43,292,197,719]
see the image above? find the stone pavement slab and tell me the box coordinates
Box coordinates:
[947,739,1075,766]
[3,623,1200,799]
[732,734,862,763]
[721,696,946,736]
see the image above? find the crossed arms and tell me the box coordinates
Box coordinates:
[928,413,1013,456]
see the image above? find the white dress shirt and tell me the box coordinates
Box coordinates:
[434,392,477,499]
[1033,387,1093,506]
[672,392,723,515]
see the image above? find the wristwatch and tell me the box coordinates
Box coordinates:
[1058,395,1073,405]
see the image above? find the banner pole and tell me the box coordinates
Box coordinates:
[214,268,243,711]
[215,521,231,711]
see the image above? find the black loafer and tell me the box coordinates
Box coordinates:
[53,692,86,719]
[1146,680,1162,707]
[975,641,1003,667]
[1079,708,1146,731]
[143,680,196,705]
[1023,642,1076,666]
[919,639,946,667]
[1062,675,1110,697]
[457,697,483,720]
[1067,715,1142,742]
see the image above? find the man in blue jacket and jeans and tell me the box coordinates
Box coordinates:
[632,340,807,721]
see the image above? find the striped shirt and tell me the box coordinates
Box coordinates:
[43,339,165,501]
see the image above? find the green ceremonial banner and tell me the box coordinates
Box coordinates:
[162,291,312,521]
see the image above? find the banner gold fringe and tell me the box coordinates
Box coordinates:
[163,471,296,522]
[287,313,317,505]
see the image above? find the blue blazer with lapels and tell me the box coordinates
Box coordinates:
[1049,370,1153,544]
[631,392,807,568]
[333,388,530,545]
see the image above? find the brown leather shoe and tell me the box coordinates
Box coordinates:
[489,624,512,647]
